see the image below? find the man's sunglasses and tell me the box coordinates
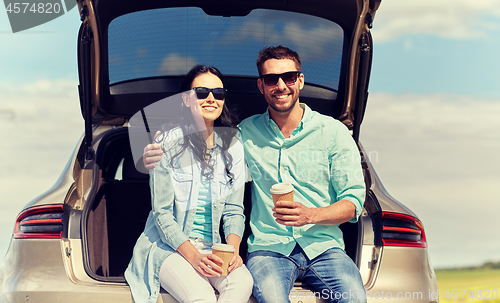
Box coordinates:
[192,87,227,100]
[260,71,301,86]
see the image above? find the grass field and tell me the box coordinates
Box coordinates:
[435,269,500,303]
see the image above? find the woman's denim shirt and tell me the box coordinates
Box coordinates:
[125,127,246,303]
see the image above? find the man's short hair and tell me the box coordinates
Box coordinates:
[256,46,302,76]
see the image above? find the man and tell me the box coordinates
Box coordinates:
[144,46,366,303]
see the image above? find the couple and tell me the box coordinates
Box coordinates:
[125,46,367,303]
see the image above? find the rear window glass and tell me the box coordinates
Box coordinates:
[108,7,343,89]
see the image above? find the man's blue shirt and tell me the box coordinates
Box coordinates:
[238,103,366,259]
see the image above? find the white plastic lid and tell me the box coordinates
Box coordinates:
[270,183,294,195]
[212,243,235,252]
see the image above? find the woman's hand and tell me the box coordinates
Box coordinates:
[227,253,244,273]
[225,234,244,273]
[188,253,224,277]
[177,241,223,277]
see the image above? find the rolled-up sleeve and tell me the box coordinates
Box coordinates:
[329,125,366,223]
[222,134,246,240]
[149,140,189,250]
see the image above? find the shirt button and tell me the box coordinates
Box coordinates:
[282,168,286,173]
[283,146,287,149]
[274,126,277,129]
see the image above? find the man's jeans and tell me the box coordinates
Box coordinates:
[247,244,366,303]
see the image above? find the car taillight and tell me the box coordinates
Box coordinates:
[14,205,64,239]
[381,212,426,248]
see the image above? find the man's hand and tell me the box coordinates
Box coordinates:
[272,200,315,226]
[143,131,164,170]
[274,199,357,226]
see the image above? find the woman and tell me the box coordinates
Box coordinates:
[125,65,253,303]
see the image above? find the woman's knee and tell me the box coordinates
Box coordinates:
[160,253,217,303]
[238,265,255,290]
[213,266,253,302]
[226,265,254,291]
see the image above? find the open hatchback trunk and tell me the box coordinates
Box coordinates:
[77,0,381,275]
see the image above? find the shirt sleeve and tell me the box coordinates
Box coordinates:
[329,122,366,223]
[149,133,190,250]
[222,133,247,240]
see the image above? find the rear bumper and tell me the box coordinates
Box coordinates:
[2,241,437,303]
[366,246,439,303]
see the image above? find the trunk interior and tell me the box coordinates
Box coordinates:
[84,127,365,279]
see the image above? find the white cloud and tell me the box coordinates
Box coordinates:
[234,19,273,43]
[137,47,147,58]
[282,22,343,61]
[157,54,198,75]
[360,92,500,267]
[0,79,82,135]
[221,18,343,61]
[1,79,77,98]
[372,0,500,42]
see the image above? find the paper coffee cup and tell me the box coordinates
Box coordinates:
[270,183,294,205]
[211,243,235,275]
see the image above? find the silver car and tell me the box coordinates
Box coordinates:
[0,0,438,302]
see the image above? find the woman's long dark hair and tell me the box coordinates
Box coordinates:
[158,65,238,184]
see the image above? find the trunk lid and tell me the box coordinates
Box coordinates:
[76,0,381,143]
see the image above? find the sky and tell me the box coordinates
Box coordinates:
[0,0,499,271]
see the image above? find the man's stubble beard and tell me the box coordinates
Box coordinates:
[267,95,299,114]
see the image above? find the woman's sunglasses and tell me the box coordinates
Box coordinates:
[192,87,227,100]
[260,71,301,86]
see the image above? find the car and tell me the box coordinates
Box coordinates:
[0,0,439,302]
